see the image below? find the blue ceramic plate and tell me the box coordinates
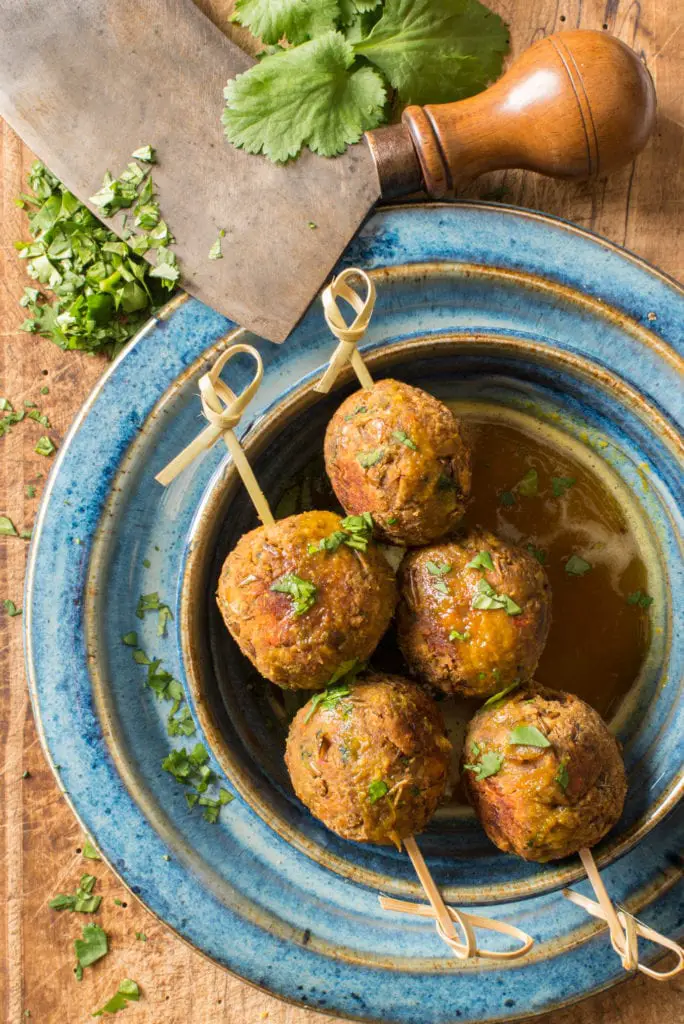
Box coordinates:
[26,204,684,1023]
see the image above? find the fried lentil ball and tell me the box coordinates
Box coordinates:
[285,673,452,846]
[397,527,551,698]
[324,379,471,547]
[462,685,627,862]
[217,511,397,690]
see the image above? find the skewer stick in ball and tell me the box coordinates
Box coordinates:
[316,270,472,547]
[156,313,533,962]
[462,683,684,978]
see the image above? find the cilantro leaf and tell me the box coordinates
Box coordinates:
[233,0,340,45]
[368,779,389,802]
[222,32,386,162]
[482,680,520,708]
[627,589,653,609]
[463,750,503,780]
[74,922,108,977]
[449,628,469,641]
[555,759,570,791]
[93,979,140,1016]
[35,435,56,456]
[270,573,317,616]
[392,429,418,450]
[426,560,452,576]
[508,724,551,747]
[4,599,21,617]
[466,550,494,571]
[82,839,101,860]
[552,476,576,498]
[565,555,591,577]
[514,468,538,497]
[471,578,521,615]
[0,515,18,536]
[49,873,102,914]
[357,447,385,468]
[304,682,352,723]
[208,231,224,261]
[354,0,508,104]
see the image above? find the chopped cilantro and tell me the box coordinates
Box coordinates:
[40,385,49,395]
[508,724,550,747]
[526,543,546,565]
[357,447,385,469]
[368,779,389,803]
[471,578,521,616]
[15,160,176,358]
[27,408,50,428]
[82,839,101,861]
[0,515,18,536]
[74,922,108,981]
[627,589,653,609]
[308,221,318,229]
[466,550,494,571]
[499,490,515,507]
[482,680,520,708]
[35,435,55,456]
[515,468,538,497]
[25,485,36,498]
[20,529,32,540]
[135,932,147,942]
[470,741,480,757]
[93,978,140,1015]
[142,558,151,569]
[270,573,317,616]
[208,231,224,261]
[162,744,232,822]
[426,560,451,576]
[392,429,418,450]
[463,750,503,780]
[135,591,173,634]
[49,873,102,914]
[449,629,470,642]
[564,555,591,577]
[132,144,156,163]
[316,512,374,553]
[386,516,398,525]
[555,759,570,791]
[3,599,21,617]
[552,476,576,498]
[433,579,449,595]
[304,682,352,723]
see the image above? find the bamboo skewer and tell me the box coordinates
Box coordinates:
[562,847,684,979]
[314,268,376,394]
[155,342,274,527]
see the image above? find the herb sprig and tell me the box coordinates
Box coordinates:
[225,0,509,162]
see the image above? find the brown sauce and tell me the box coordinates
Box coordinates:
[458,409,650,719]
[271,405,651,727]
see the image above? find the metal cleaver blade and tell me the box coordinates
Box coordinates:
[0,0,382,343]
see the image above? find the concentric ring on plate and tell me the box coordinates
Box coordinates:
[180,328,683,905]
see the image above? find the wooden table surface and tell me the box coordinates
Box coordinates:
[1,2,682,1022]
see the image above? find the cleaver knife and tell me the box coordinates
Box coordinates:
[0,0,655,343]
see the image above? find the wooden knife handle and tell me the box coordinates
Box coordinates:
[366,30,656,199]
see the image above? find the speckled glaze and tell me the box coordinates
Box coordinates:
[25,204,684,1023]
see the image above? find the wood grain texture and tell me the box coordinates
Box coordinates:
[0,1,682,1022]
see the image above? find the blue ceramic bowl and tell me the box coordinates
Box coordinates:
[181,270,684,905]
